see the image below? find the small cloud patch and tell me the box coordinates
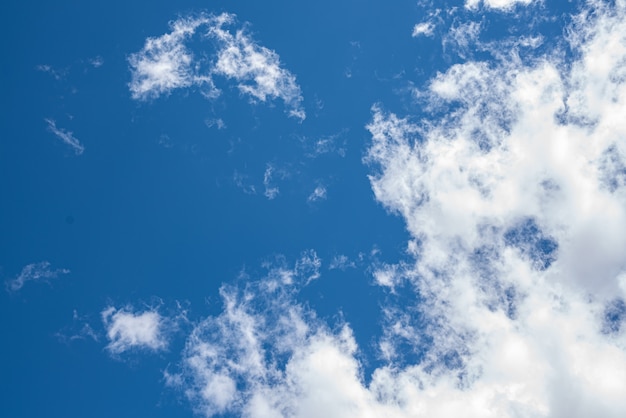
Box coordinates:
[102,306,168,354]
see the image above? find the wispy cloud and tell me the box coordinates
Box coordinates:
[36,64,66,80]
[233,170,257,195]
[89,56,104,68]
[307,185,327,203]
[465,0,535,11]
[55,310,100,344]
[5,261,70,293]
[101,306,169,354]
[295,249,322,284]
[328,254,356,271]
[204,118,226,130]
[263,164,287,200]
[128,13,305,119]
[208,14,305,120]
[45,118,85,155]
[301,131,348,158]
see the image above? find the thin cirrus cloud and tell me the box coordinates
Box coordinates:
[101,306,169,354]
[128,12,305,120]
[5,261,70,293]
[465,0,535,10]
[157,2,626,417]
[45,118,85,155]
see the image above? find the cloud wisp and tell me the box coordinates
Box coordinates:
[307,185,327,203]
[465,0,535,11]
[5,261,70,293]
[128,13,305,120]
[45,119,84,155]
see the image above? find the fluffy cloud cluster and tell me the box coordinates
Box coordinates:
[364,0,626,415]
[128,13,304,119]
[102,306,169,354]
[157,2,626,417]
[128,16,212,100]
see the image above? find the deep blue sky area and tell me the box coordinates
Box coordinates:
[4,1,624,417]
[1,1,421,416]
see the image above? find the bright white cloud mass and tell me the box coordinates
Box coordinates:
[128,12,305,119]
[154,1,626,417]
[102,306,169,354]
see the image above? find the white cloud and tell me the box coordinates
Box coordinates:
[170,268,379,418]
[412,22,435,37]
[45,118,85,155]
[5,261,69,292]
[164,2,626,417]
[364,0,626,414]
[208,14,305,121]
[465,0,535,11]
[128,16,214,100]
[102,306,168,354]
[128,13,304,119]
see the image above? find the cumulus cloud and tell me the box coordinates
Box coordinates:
[5,261,70,292]
[45,119,85,155]
[167,259,382,418]
[102,306,168,354]
[128,13,304,119]
[364,0,626,414]
[162,2,626,417]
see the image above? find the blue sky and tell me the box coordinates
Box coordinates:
[2,0,626,417]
